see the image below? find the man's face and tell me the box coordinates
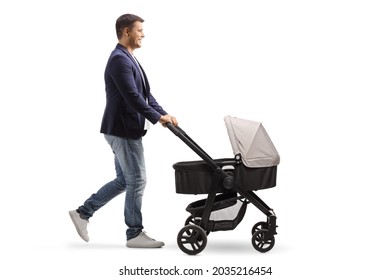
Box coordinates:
[126,21,144,50]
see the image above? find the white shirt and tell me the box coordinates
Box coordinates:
[132,54,150,130]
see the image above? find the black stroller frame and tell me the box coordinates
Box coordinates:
[167,124,278,255]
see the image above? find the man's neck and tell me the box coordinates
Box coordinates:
[118,41,135,54]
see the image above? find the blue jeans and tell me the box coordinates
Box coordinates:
[78,135,146,240]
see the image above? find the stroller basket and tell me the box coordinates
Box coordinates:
[186,193,247,231]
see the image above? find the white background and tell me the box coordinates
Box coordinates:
[1,0,389,279]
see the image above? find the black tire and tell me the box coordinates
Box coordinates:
[251,221,268,235]
[177,225,207,255]
[185,216,210,235]
[185,215,201,226]
[252,229,275,253]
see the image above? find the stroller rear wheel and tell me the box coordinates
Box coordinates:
[177,225,207,255]
[252,229,275,253]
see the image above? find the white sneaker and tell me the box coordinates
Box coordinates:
[126,231,164,248]
[69,210,89,242]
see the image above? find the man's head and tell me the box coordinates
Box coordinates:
[116,14,145,52]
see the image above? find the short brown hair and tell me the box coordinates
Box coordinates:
[115,14,144,39]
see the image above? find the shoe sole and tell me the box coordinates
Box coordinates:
[126,244,164,248]
[126,242,165,248]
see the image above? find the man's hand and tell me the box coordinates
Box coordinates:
[159,114,178,127]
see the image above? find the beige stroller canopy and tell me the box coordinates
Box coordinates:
[224,115,280,168]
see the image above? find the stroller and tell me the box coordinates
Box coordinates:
[167,115,280,255]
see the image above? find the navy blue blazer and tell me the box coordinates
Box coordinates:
[100,44,167,139]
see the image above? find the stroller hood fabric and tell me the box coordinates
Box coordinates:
[224,115,280,168]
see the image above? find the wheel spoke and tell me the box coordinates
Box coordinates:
[181,238,190,244]
[191,243,197,251]
[195,240,203,248]
[193,231,199,239]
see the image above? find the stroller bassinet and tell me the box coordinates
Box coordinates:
[168,115,280,255]
[174,159,277,194]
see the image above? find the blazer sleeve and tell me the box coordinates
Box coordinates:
[108,54,163,124]
[148,92,168,116]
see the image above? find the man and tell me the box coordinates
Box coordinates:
[69,14,178,248]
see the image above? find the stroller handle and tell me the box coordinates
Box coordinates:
[166,123,235,189]
[166,123,215,167]
[165,122,185,136]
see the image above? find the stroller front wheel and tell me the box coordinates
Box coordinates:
[177,225,208,255]
[252,229,275,253]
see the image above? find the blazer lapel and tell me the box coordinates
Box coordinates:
[136,62,150,93]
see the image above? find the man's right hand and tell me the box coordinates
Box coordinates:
[159,114,178,127]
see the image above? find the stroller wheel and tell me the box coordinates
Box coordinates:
[251,221,268,235]
[252,229,275,253]
[177,225,207,255]
[185,215,201,226]
[185,216,210,235]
